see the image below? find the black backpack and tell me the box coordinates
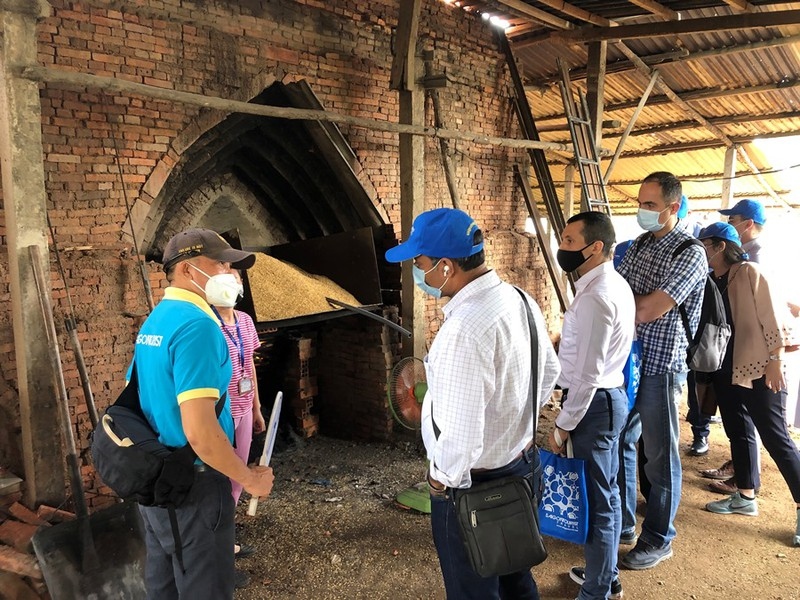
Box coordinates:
[672,239,731,373]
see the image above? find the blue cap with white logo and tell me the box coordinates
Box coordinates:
[698,222,742,246]
[718,199,766,225]
[385,208,484,263]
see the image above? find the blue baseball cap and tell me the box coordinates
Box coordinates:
[697,222,741,246]
[385,208,484,263]
[718,199,766,225]
[677,195,689,219]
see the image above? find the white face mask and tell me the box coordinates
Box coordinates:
[636,206,669,232]
[188,263,243,307]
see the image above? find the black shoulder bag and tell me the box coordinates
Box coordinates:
[91,361,225,573]
[436,287,548,577]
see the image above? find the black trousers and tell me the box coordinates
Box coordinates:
[714,373,800,502]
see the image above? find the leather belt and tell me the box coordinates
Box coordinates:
[471,440,534,474]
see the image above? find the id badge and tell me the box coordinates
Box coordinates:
[238,377,253,394]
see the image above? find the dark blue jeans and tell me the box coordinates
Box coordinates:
[570,387,628,600]
[618,372,686,547]
[430,446,542,600]
[139,469,235,600]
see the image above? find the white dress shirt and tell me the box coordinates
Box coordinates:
[421,271,560,489]
[556,261,636,431]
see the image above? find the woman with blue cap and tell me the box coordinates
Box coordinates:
[697,222,800,547]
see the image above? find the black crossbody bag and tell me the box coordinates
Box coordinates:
[433,287,548,577]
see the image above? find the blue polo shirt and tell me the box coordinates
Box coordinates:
[128,287,234,449]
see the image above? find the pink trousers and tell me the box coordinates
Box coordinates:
[231,410,254,505]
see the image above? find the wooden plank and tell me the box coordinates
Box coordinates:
[389,0,421,91]
[585,41,607,150]
[721,146,737,209]
[19,66,569,153]
[495,0,573,30]
[627,0,678,20]
[722,0,755,12]
[514,166,570,312]
[395,0,425,361]
[532,0,609,26]
[550,10,800,43]
[604,70,660,184]
[530,34,800,85]
[0,2,66,508]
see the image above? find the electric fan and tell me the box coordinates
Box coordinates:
[387,357,431,513]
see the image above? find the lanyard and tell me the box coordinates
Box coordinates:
[211,306,245,370]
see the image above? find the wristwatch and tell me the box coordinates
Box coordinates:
[768,354,782,361]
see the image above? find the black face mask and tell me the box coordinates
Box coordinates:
[556,242,593,273]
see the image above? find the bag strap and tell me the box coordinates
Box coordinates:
[122,359,227,575]
[513,287,540,445]
[430,287,541,445]
[671,238,703,344]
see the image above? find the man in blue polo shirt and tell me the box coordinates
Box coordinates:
[133,229,274,599]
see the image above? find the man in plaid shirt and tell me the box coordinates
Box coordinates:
[616,172,707,570]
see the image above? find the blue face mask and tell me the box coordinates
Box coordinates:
[412,261,447,299]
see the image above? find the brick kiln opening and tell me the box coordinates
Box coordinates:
[140,81,404,446]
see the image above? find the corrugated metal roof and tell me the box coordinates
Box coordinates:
[450,0,800,212]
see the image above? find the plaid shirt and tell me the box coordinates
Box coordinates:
[618,226,706,376]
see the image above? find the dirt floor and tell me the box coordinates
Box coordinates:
[234,404,800,600]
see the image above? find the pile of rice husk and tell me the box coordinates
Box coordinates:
[248,253,362,321]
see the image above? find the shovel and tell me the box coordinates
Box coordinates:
[28,245,147,599]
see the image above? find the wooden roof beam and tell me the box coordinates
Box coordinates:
[549,10,800,43]
[609,42,782,203]
[532,78,800,124]
[531,0,610,26]
[722,0,756,12]
[528,34,800,85]
[627,0,678,20]
[493,0,573,30]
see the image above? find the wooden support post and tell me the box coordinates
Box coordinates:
[721,146,737,208]
[514,166,570,312]
[0,0,66,507]
[586,41,607,150]
[392,0,426,360]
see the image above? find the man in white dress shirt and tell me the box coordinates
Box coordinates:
[385,207,559,600]
[551,212,635,600]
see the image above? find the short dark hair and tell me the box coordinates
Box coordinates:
[429,229,485,272]
[643,171,682,207]
[566,211,615,257]
[707,237,746,266]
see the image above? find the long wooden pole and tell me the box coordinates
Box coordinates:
[18,65,570,154]
[604,70,660,184]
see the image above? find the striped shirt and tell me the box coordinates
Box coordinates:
[618,226,706,376]
[420,271,561,489]
[219,310,261,419]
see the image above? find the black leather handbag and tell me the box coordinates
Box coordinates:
[451,288,548,577]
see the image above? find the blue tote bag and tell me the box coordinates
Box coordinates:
[623,338,642,411]
[538,442,589,544]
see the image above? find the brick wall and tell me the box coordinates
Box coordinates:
[0,0,560,503]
